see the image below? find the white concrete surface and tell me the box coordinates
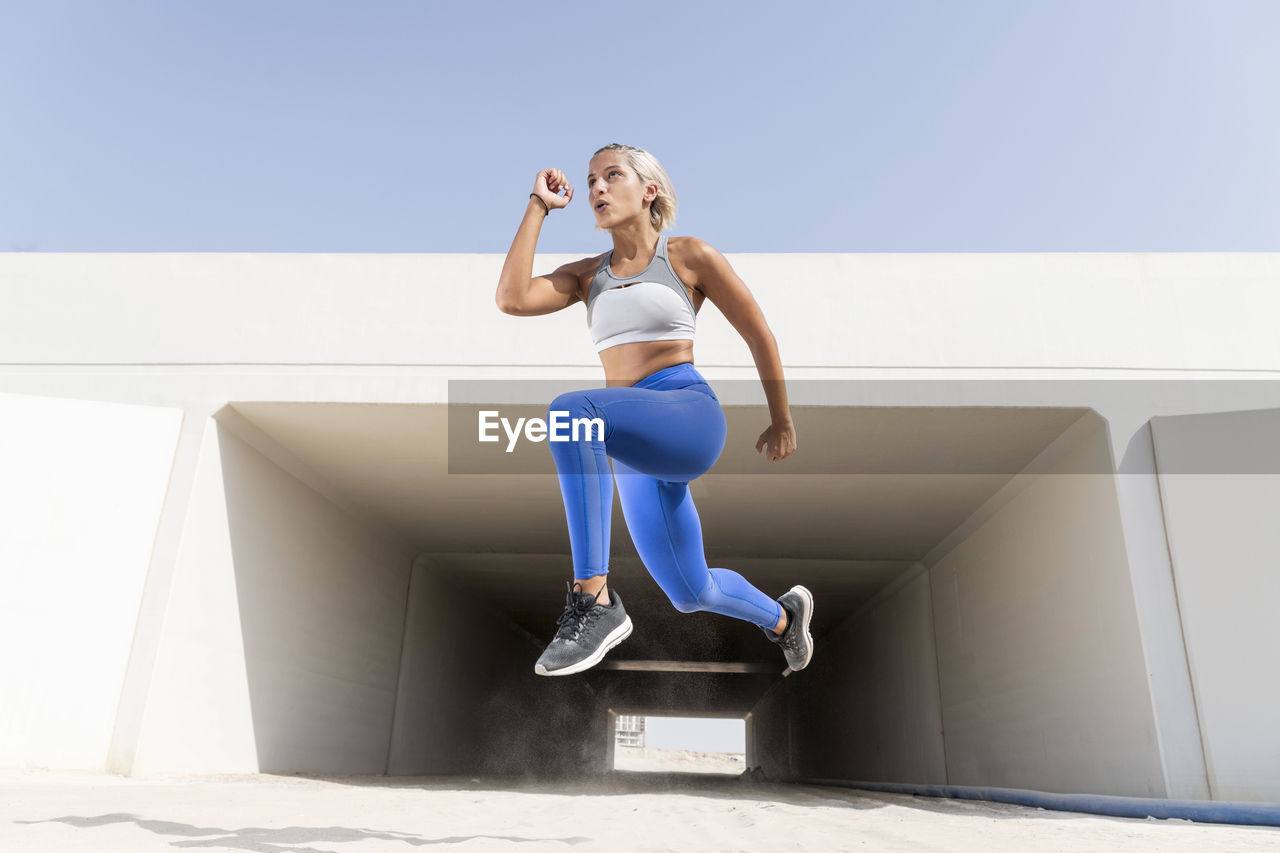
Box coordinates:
[129,422,416,776]
[127,421,258,776]
[1112,420,1211,799]
[0,393,181,769]
[1151,409,1280,802]
[928,419,1164,796]
[3,252,1278,369]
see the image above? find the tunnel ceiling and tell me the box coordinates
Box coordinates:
[224,401,1088,562]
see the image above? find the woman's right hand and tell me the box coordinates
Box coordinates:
[532,168,573,211]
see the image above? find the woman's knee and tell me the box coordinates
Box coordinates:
[548,390,590,419]
[667,591,704,614]
[662,577,712,614]
[548,390,612,435]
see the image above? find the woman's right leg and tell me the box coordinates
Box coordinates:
[546,383,733,583]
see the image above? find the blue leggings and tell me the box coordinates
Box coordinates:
[546,362,783,630]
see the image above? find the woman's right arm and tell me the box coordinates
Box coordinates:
[495,168,581,316]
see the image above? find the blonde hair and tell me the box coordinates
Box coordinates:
[592,143,677,232]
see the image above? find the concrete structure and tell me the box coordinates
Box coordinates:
[615,715,645,748]
[1,251,1277,802]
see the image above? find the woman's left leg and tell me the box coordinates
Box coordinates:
[612,456,783,630]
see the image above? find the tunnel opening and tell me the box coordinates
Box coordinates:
[207,400,1152,794]
[611,713,746,775]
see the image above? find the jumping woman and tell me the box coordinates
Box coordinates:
[495,143,814,677]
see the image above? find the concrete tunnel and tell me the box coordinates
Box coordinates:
[4,251,1279,805]
[207,395,1126,787]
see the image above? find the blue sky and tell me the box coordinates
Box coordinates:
[643,716,745,755]
[2,0,1276,253]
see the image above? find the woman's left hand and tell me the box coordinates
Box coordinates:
[756,420,796,463]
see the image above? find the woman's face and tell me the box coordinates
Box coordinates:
[587,153,651,227]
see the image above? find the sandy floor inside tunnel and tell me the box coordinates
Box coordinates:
[3,768,1277,852]
[613,745,747,775]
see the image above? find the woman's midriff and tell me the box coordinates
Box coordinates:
[600,339,695,387]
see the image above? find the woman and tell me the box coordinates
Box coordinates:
[495,143,813,677]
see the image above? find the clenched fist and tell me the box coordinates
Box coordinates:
[532,168,574,211]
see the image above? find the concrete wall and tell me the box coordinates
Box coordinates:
[1112,420,1211,799]
[0,393,181,769]
[1151,408,1280,802]
[781,567,947,784]
[746,678,794,780]
[929,419,1165,797]
[752,416,1171,797]
[129,421,416,775]
[4,252,1278,371]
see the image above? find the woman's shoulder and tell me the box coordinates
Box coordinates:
[668,235,712,254]
[666,235,716,290]
[559,253,609,301]
[557,252,608,280]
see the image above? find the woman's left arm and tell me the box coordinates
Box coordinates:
[687,238,797,463]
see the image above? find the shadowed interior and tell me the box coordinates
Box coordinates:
[216,401,1125,784]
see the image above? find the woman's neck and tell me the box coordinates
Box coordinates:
[609,222,660,263]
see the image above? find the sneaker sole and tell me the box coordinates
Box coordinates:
[786,585,815,671]
[534,615,633,677]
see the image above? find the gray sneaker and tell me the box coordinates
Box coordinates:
[762,585,814,671]
[534,581,633,676]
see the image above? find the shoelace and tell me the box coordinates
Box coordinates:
[554,581,605,643]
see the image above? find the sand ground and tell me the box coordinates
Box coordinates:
[613,745,746,775]
[2,765,1277,852]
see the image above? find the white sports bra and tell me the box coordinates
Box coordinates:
[585,234,697,353]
